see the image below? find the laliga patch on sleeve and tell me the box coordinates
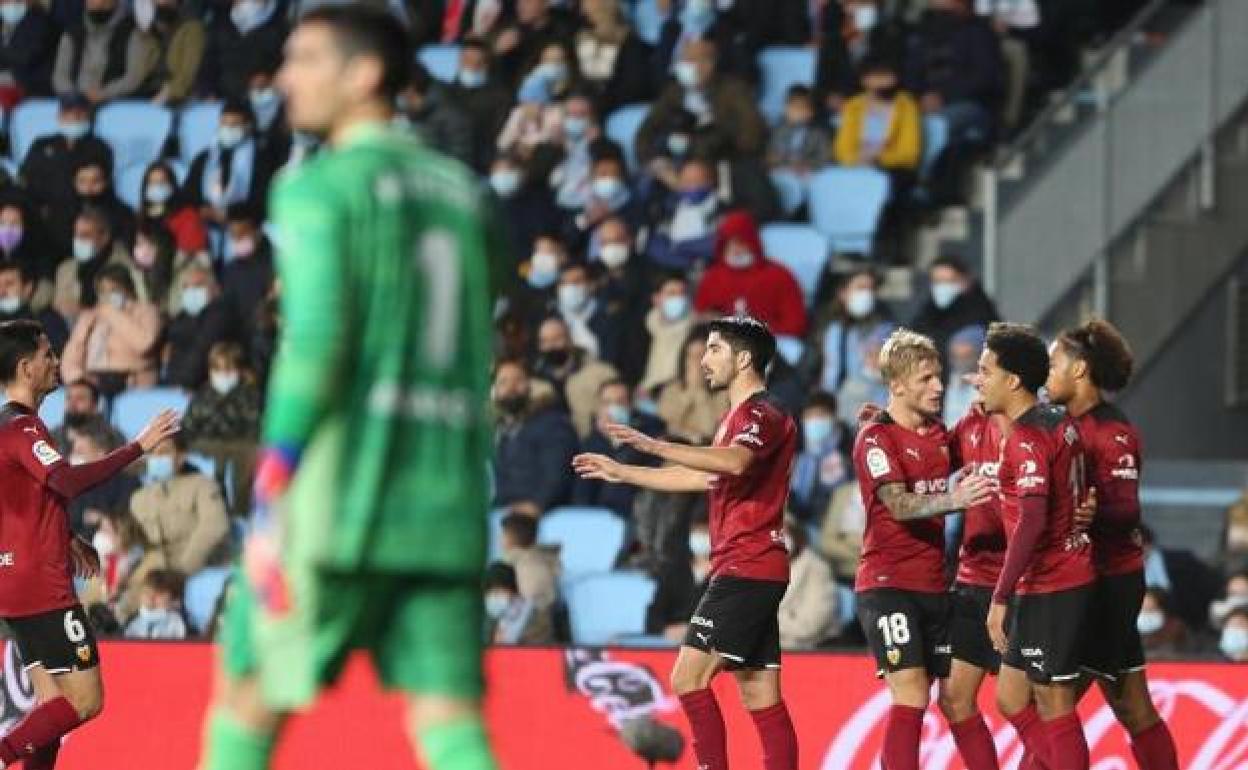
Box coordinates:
[32,440,62,467]
[866,446,891,479]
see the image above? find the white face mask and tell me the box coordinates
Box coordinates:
[931,280,964,310]
[853,4,878,30]
[845,287,875,319]
[485,592,511,620]
[138,605,172,622]
[599,243,629,269]
[1221,626,1248,658]
[675,61,701,89]
[93,529,116,558]
[211,371,239,395]
[218,125,246,149]
[72,237,97,262]
[557,283,589,314]
[725,249,754,269]
[181,286,209,316]
[528,250,560,289]
[660,294,690,322]
[0,294,20,314]
[689,530,711,557]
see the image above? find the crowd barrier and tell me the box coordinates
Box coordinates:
[11,642,1245,769]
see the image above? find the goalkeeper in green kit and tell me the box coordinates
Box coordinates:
[199,6,501,770]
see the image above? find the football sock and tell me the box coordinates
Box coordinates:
[1006,705,1052,770]
[1130,720,1179,770]
[882,705,925,770]
[202,710,276,770]
[748,701,798,770]
[1044,712,1090,770]
[679,688,729,770]
[949,713,1000,770]
[416,713,499,770]
[23,742,59,770]
[0,697,79,765]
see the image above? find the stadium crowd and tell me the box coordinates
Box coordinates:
[0,0,1237,661]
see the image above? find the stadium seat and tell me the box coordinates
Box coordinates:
[756,47,816,124]
[761,223,829,307]
[418,44,461,83]
[488,507,508,563]
[605,103,650,172]
[565,571,657,645]
[775,335,806,367]
[808,167,890,254]
[177,102,223,164]
[630,0,667,46]
[769,169,806,216]
[184,566,231,635]
[538,506,626,581]
[95,102,173,187]
[921,113,949,180]
[185,453,217,478]
[614,633,678,649]
[9,98,59,166]
[39,388,66,430]
[111,388,191,441]
[116,163,148,209]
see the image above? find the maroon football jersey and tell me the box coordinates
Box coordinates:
[707,391,797,583]
[853,412,953,594]
[951,411,1006,588]
[1073,402,1144,576]
[0,403,77,617]
[998,404,1095,595]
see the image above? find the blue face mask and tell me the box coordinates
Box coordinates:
[146,455,175,483]
[60,121,90,141]
[931,281,963,310]
[563,116,589,140]
[802,417,835,449]
[490,170,522,198]
[661,294,690,322]
[458,68,486,88]
[592,177,629,209]
[1221,626,1248,659]
[667,133,691,157]
[485,592,511,620]
[606,404,631,425]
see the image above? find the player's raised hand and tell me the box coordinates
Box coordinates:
[951,472,994,509]
[573,453,625,483]
[986,601,1009,654]
[69,536,100,579]
[135,409,181,453]
[603,423,662,455]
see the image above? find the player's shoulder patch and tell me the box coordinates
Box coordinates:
[864,444,892,480]
[31,439,61,467]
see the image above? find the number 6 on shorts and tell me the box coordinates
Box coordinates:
[64,610,85,643]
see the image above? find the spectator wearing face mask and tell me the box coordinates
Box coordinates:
[18,95,114,227]
[138,161,208,257]
[64,414,139,541]
[639,107,699,204]
[162,263,228,390]
[245,61,290,156]
[814,0,909,115]
[1136,588,1188,658]
[123,568,188,639]
[491,358,579,516]
[1138,524,1223,633]
[54,206,146,322]
[835,320,892,424]
[532,314,620,438]
[790,391,853,523]
[50,157,135,250]
[1210,572,1248,629]
[497,42,581,161]
[692,210,807,336]
[778,518,838,649]
[549,95,604,213]
[575,0,652,112]
[1221,608,1248,663]
[185,99,279,228]
[908,255,999,366]
[639,273,695,392]
[0,261,69,353]
[593,216,649,331]
[125,433,230,619]
[833,57,921,183]
[941,325,986,424]
[62,263,162,393]
[447,37,513,173]
[644,156,723,271]
[143,0,204,106]
[573,378,664,517]
[489,0,578,90]
[484,561,555,645]
[182,341,260,516]
[199,0,288,101]
[566,149,643,249]
[768,85,832,215]
[51,0,159,103]
[0,0,57,105]
[815,265,890,396]
[655,0,756,84]
[509,232,567,327]
[0,200,57,308]
[219,203,274,340]
[488,154,562,274]
[396,60,472,166]
[657,328,729,445]
[555,260,621,363]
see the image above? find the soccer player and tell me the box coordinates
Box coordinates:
[199,7,502,770]
[979,322,1095,770]
[853,329,993,770]
[573,317,800,770]
[1045,319,1179,770]
[0,319,179,770]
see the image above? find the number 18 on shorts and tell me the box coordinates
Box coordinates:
[857,589,951,678]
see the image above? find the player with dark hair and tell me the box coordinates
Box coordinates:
[979,322,1094,770]
[574,316,801,770]
[199,5,503,770]
[0,320,178,770]
[1046,319,1178,770]
[852,328,994,770]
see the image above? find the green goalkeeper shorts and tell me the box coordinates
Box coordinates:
[220,565,484,708]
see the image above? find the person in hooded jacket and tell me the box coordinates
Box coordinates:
[692,209,807,337]
[907,254,999,368]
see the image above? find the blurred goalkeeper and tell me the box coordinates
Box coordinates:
[199,7,502,770]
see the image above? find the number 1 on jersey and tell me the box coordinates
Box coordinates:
[415,230,460,369]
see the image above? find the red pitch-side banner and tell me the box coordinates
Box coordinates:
[24,643,1248,769]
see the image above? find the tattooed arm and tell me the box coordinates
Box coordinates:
[877,474,994,522]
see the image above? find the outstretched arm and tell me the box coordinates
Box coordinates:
[603,423,755,477]
[573,454,712,493]
[877,473,993,522]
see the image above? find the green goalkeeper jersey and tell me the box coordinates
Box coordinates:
[264,122,501,576]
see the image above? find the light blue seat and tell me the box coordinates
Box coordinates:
[487,507,508,563]
[756,47,816,124]
[775,335,806,367]
[9,99,59,166]
[177,102,222,164]
[566,571,657,645]
[111,388,190,441]
[418,44,462,83]
[769,169,807,216]
[761,223,828,307]
[184,566,231,635]
[630,0,668,46]
[605,103,650,172]
[614,633,678,649]
[921,113,949,180]
[95,102,173,186]
[185,453,217,478]
[39,388,66,429]
[539,506,626,581]
[116,163,148,209]
[808,167,890,254]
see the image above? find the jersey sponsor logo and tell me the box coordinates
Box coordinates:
[1112,454,1139,480]
[1021,647,1043,657]
[913,478,949,495]
[31,440,61,466]
[976,461,1001,479]
[866,447,891,479]
[695,632,710,645]
[0,553,12,567]
[734,424,765,448]
[1018,474,1047,490]
[690,615,714,629]
[969,431,982,448]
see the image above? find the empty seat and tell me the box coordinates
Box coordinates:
[756,47,816,123]
[808,167,890,254]
[184,566,231,635]
[185,453,217,478]
[116,163,148,209]
[605,103,650,171]
[95,102,173,184]
[418,44,462,83]
[487,507,508,563]
[9,99,59,166]
[111,388,191,441]
[921,113,949,180]
[761,223,829,307]
[539,506,626,580]
[39,388,66,430]
[177,102,223,164]
[775,335,806,367]
[566,571,657,645]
